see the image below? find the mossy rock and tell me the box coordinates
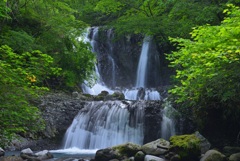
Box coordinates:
[170,134,201,161]
[95,142,141,161]
[112,142,141,157]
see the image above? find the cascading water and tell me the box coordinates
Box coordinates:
[63,101,144,149]
[123,36,160,100]
[135,36,151,88]
[161,102,176,140]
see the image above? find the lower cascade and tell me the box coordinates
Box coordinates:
[63,101,144,149]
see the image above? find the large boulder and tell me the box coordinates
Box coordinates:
[229,152,240,161]
[200,150,226,161]
[95,142,141,161]
[142,139,169,155]
[169,133,201,161]
[20,148,53,161]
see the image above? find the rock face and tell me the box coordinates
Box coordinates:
[6,93,85,151]
[89,27,171,88]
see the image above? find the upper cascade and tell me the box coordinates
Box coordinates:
[81,27,163,100]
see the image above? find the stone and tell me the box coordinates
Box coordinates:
[142,138,170,155]
[95,142,141,161]
[144,155,164,161]
[170,154,181,161]
[21,148,33,155]
[194,131,211,154]
[223,146,240,157]
[0,148,5,157]
[35,150,54,160]
[229,152,240,161]
[72,91,79,98]
[200,150,226,161]
[134,151,145,161]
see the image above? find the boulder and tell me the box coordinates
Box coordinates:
[142,139,169,155]
[95,142,141,161]
[134,151,145,161]
[35,150,53,160]
[21,148,34,155]
[105,92,125,100]
[200,150,226,161]
[144,155,164,161]
[0,148,5,157]
[169,133,201,161]
[223,146,240,157]
[229,152,240,161]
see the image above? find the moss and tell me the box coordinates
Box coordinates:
[112,142,141,157]
[170,134,201,161]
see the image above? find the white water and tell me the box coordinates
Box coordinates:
[123,88,160,100]
[135,36,151,88]
[50,148,97,155]
[161,102,176,140]
[63,101,144,149]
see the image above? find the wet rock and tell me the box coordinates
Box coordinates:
[142,139,169,155]
[134,151,145,161]
[170,154,181,161]
[229,152,240,161]
[35,150,53,160]
[144,155,164,161]
[0,148,5,157]
[200,150,226,161]
[223,146,240,157]
[95,142,141,161]
[21,148,34,155]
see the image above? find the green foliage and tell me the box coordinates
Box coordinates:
[167,4,240,105]
[0,45,62,147]
[167,4,240,143]
[80,0,229,39]
[170,134,200,160]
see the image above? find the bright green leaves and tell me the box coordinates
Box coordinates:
[94,0,124,14]
[167,5,240,107]
[0,45,57,147]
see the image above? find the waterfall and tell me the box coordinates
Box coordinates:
[81,28,160,100]
[63,101,144,149]
[81,27,113,95]
[161,102,176,140]
[135,36,151,88]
